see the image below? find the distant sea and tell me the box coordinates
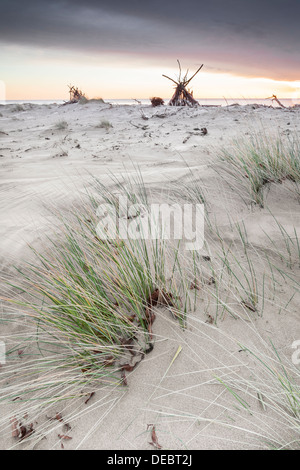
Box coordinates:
[2,98,300,107]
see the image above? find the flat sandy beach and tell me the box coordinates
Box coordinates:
[0,100,299,450]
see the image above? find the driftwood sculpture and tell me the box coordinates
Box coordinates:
[163,60,203,107]
[68,84,85,101]
[61,84,86,106]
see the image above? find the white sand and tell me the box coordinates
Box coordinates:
[0,101,299,449]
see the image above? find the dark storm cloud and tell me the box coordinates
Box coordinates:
[1,0,299,80]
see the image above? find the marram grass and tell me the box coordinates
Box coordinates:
[220,130,300,207]
[1,173,193,412]
[1,158,300,449]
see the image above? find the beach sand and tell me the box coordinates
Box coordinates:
[0,100,299,450]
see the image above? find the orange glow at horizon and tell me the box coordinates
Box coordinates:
[4,71,300,102]
[1,45,300,102]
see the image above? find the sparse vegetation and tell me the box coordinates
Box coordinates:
[1,112,300,450]
[220,131,300,207]
[146,314,300,449]
[1,173,192,420]
[218,340,300,449]
[54,120,68,130]
[96,119,113,130]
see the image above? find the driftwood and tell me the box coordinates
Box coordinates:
[267,94,286,108]
[152,108,183,118]
[129,121,148,130]
[163,60,203,107]
[140,109,149,120]
[183,128,208,143]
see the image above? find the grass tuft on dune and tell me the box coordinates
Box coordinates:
[220,130,300,207]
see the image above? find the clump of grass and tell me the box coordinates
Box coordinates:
[220,131,300,207]
[54,120,68,130]
[96,119,113,130]
[1,172,192,421]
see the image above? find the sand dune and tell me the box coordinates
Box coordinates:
[0,101,299,450]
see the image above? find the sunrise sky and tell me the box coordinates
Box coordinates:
[1,0,300,101]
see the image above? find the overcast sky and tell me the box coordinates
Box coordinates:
[1,0,299,99]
